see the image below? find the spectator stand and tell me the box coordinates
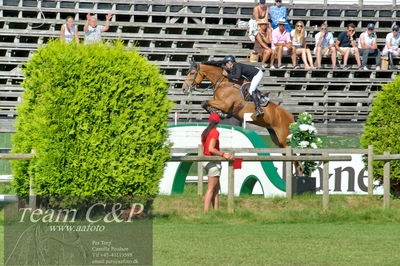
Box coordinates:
[0,0,399,135]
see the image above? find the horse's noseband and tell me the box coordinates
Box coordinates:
[185,69,201,92]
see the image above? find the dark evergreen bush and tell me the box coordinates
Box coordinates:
[12,41,172,200]
[361,76,400,194]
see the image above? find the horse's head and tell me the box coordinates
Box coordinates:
[182,60,204,94]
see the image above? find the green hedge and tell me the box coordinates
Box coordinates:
[12,41,172,200]
[361,76,400,193]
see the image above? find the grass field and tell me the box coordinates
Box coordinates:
[0,187,399,265]
[153,223,399,265]
[0,185,398,266]
[150,185,400,265]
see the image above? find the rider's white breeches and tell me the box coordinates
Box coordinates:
[248,69,264,94]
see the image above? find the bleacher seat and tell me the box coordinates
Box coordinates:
[0,0,400,136]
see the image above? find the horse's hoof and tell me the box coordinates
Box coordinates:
[218,112,228,119]
[201,101,208,110]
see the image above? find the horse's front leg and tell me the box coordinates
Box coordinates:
[201,100,232,119]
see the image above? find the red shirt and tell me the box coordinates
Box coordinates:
[202,128,220,156]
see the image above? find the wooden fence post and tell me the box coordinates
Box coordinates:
[367,145,373,196]
[285,146,293,200]
[227,154,235,213]
[323,151,329,210]
[383,151,390,209]
[197,144,203,196]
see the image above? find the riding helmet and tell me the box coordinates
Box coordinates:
[223,55,236,64]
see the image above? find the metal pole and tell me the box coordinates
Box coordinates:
[383,151,390,209]
[29,175,36,209]
[197,144,203,196]
[227,155,235,213]
[29,150,37,210]
[323,151,329,210]
[285,146,293,199]
[368,145,373,196]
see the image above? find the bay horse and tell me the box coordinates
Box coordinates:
[182,61,295,149]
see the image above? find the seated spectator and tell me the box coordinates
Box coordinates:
[272,19,297,69]
[254,19,275,70]
[253,0,268,22]
[60,16,79,44]
[269,0,291,32]
[358,24,381,70]
[382,25,400,70]
[84,13,112,44]
[314,24,336,69]
[335,23,362,70]
[291,21,314,70]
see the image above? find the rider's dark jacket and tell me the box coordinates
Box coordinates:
[226,63,259,81]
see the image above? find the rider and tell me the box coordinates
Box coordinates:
[222,55,265,117]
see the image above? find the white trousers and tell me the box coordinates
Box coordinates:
[248,69,264,94]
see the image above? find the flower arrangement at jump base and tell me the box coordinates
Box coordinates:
[286,112,323,176]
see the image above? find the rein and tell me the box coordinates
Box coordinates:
[189,67,225,92]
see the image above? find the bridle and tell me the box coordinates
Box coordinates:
[185,63,224,93]
[186,68,203,92]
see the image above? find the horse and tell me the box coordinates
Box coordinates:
[182,61,295,149]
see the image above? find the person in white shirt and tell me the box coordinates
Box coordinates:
[60,16,79,44]
[291,21,314,70]
[84,13,112,45]
[314,24,336,69]
[358,24,380,70]
[382,25,400,69]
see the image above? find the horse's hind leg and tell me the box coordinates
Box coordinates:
[267,128,281,148]
[272,125,291,148]
[268,126,290,149]
[272,126,305,176]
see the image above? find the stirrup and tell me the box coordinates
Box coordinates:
[253,104,264,116]
[254,110,264,117]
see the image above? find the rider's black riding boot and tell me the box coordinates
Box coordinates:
[388,51,395,69]
[251,92,264,117]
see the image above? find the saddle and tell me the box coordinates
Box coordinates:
[239,82,270,107]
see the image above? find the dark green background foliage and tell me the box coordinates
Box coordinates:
[361,76,400,190]
[12,41,172,198]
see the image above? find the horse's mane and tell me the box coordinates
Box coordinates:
[201,60,224,68]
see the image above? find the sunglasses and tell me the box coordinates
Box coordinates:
[321,28,327,30]
[296,25,303,28]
